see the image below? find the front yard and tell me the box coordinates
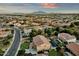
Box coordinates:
[20,42,30,50]
[48,49,57,56]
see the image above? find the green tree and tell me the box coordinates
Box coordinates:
[37,29,42,35]
[55,27,60,32]
[7,35,12,39]
[54,31,59,36]
[3,41,10,45]
[29,29,37,41]
[70,23,75,27]
[74,21,79,26]
[29,29,37,38]
[44,28,52,37]
[56,46,64,56]
[17,49,25,56]
[0,49,4,56]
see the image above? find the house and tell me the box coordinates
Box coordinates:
[24,28,32,36]
[31,23,40,26]
[58,33,76,43]
[66,43,79,56]
[33,35,51,52]
[33,26,43,31]
[0,28,11,41]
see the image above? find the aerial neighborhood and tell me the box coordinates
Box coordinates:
[0,13,79,56]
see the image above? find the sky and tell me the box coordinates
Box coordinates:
[0,3,79,13]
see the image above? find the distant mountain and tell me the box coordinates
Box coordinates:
[33,11,46,14]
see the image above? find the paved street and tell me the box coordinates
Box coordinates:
[5,27,21,56]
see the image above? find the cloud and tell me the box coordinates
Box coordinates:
[41,3,58,8]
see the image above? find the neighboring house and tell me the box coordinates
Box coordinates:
[0,28,11,41]
[0,28,11,38]
[33,26,43,31]
[66,43,79,56]
[14,23,21,27]
[58,33,76,43]
[33,35,51,52]
[24,29,32,36]
[31,23,40,26]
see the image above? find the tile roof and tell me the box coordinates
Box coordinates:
[58,33,76,41]
[33,35,49,46]
[66,43,79,56]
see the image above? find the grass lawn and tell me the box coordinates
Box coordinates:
[20,42,29,50]
[0,49,4,56]
[48,49,57,56]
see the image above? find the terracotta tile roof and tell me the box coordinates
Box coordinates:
[0,28,9,38]
[58,33,76,41]
[33,35,49,46]
[66,43,79,56]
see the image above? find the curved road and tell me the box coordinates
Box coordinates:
[4,27,21,56]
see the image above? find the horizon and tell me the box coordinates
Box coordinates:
[0,3,79,14]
